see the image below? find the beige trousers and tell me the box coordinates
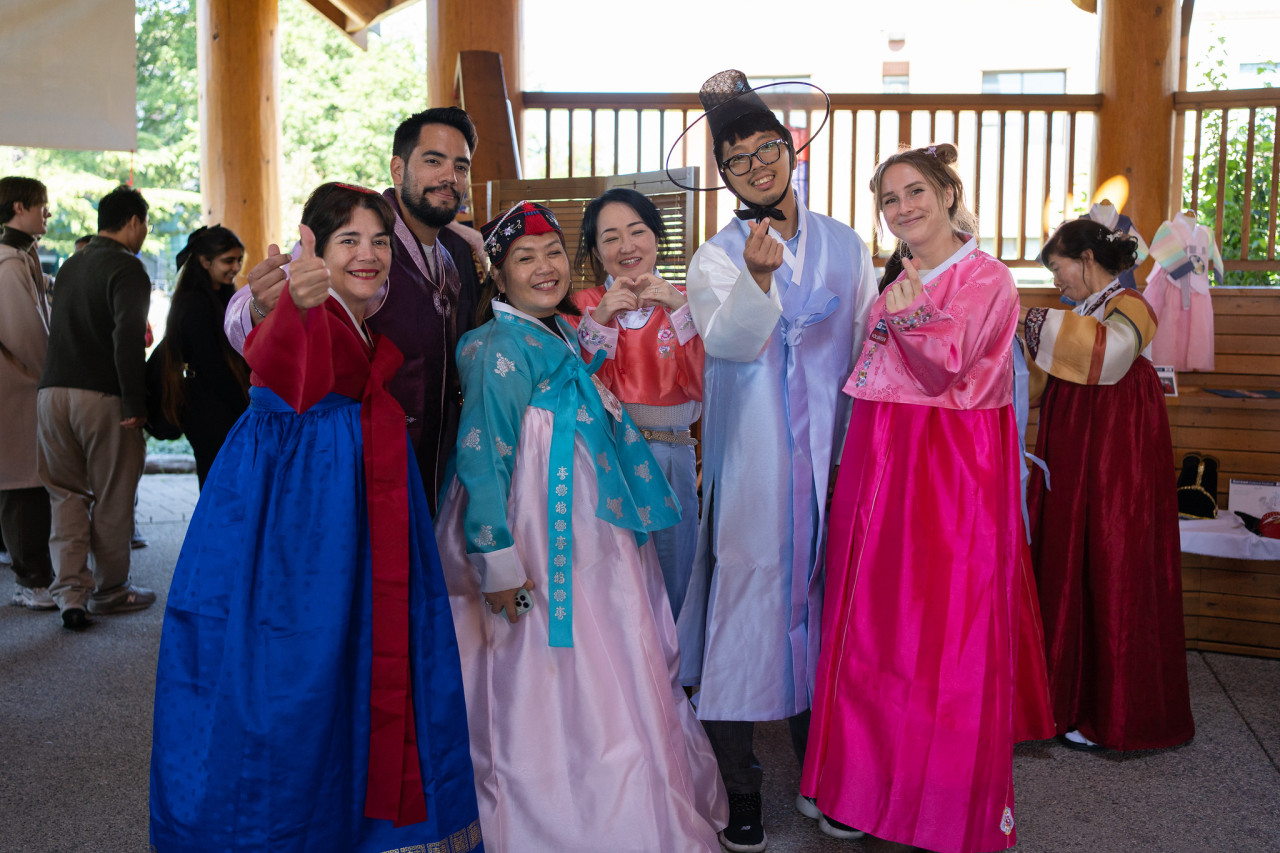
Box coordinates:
[36,388,145,610]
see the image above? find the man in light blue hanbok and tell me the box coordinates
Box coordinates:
[672,70,876,853]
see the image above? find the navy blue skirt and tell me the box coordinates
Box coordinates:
[150,387,482,852]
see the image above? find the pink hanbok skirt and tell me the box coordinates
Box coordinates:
[801,400,1053,853]
[1145,265,1215,372]
[435,407,727,852]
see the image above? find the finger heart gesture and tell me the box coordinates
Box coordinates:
[885,256,925,314]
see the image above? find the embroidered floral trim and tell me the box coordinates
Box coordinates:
[553,554,566,567]
[607,497,623,518]
[537,379,551,393]
[474,525,495,547]
[553,589,567,602]
[1000,807,1014,836]
[493,353,516,377]
[624,426,640,444]
[596,452,611,473]
[634,462,652,482]
[854,343,878,388]
[887,303,934,330]
[676,312,695,331]
[461,339,483,359]
[577,405,593,424]
[494,437,512,458]
[462,427,482,450]
[579,324,615,351]
[554,519,567,532]
[1023,307,1047,358]
[638,506,651,526]
[555,484,568,497]
[665,496,678,510]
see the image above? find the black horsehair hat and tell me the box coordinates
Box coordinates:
[664,69,831,193]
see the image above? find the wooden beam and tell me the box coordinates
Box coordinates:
[426,0,521,148]
[455,50,522,221]
[1094,0,1178,254]
[198,0,281,274]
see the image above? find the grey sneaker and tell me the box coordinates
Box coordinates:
[11,586,56,610]
[87,584,156,614]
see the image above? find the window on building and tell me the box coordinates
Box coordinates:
[981,70,1066,95]
[883,61,910,94]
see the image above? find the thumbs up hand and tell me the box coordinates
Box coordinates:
[288,224,331,310]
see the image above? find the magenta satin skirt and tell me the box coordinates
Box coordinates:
[802,400,1053,853]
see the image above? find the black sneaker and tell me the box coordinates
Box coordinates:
[61,607,90,631]
[819,813,865,840]
[719,791,766,852]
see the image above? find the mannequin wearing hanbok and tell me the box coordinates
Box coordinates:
[801,237,1053,853]
[150,287,481,852]
[1024,279,1195,750]
[1145,211,1223,371]
[434,298,727,851]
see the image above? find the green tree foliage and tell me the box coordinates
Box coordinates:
[278,0,427,229]
[1184,38,1278,287]
[2,0,427,276]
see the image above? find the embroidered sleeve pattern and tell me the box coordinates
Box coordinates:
[666,301,700,345]
[454,327,534,591]
[884,262,1018,398]
[576,312,619,360]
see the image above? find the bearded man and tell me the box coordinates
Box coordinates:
[229,107,483,511]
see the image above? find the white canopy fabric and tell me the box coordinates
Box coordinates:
[0,0,136,152]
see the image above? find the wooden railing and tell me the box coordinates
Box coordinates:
[1175,87,1280,285]
[522,92,1103,267]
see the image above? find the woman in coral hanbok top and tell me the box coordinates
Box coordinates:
[1023,217,1194,752]
[800,144,1053,853]
[566,188,704,623]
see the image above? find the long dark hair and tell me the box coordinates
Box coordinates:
[158,225,248,425]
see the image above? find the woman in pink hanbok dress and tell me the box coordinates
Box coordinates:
[433,202,727,852]
[799,144,1053,853]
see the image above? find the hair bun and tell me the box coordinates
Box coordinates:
[928,142,959,166]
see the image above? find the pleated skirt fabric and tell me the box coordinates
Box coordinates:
[802,400,1053,853]
[1028,360,1195,751]
[150,388,482,853]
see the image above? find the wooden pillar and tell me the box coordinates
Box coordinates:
[1093,0,1178,239]
[198,0,281,274]
[426,0,521,150]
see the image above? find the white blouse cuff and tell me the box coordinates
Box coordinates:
[470,545,527,593]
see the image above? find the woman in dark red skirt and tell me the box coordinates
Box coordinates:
[1022,218,1194,752]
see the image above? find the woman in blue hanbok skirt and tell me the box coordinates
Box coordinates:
[149,183,482,853]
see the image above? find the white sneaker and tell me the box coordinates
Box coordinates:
[11,586,56,611]
[795,794,821,820]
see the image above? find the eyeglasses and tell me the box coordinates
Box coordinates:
[721,138,788,177]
